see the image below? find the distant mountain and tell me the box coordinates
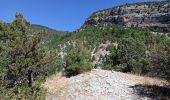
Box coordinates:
[82,1,170,32]
[30,24,68,36]
[30,24,69,48]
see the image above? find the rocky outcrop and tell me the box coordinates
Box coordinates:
[91,41,118,68]
[82,1,170,31]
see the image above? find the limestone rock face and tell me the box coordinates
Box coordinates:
[82,1,170,31]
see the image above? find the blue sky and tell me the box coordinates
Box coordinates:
[0,0,160,31]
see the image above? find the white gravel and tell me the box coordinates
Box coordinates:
[44,69,168,100]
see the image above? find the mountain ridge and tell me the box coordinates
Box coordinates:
[30,24,68,35]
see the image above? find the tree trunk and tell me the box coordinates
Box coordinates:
[28,70,33,87]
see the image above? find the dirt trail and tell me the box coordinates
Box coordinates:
[43,69,169,100]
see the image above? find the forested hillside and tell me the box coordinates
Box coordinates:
[57,25,170,79]
[30,24,67,36]
[30,24,68,47]
[54,0,170,79]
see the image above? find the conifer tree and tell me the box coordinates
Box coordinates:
[0,13,54,87]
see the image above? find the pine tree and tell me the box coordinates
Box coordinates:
[0,13,54,87]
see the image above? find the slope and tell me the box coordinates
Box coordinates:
[30,24,68,36]
[53,0,170,79]
[30,24,69,47]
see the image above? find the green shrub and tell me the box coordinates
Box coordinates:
[0,86,46,100]
[65,41,93,76]
[66,61,92,76]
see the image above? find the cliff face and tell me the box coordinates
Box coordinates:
[83,1,170,31]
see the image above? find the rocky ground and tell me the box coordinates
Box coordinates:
[43,69,169,100]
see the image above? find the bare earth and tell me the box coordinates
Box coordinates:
[43,69,169,100]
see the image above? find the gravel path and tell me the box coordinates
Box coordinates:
[44,69,168,100]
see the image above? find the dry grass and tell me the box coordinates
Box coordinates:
[141,77,169,87]
[126,72,169,87]
[42,71,72,95]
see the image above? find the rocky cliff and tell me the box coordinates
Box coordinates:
[82,1,170,32]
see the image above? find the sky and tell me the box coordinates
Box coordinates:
[0,0,160,31]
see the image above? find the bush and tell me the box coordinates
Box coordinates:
[102,26,170,76]
[0,86,46,100]
[64,41,93,76]
[66,61,92,76]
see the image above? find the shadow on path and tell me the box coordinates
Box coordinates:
[130,84,170,100]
